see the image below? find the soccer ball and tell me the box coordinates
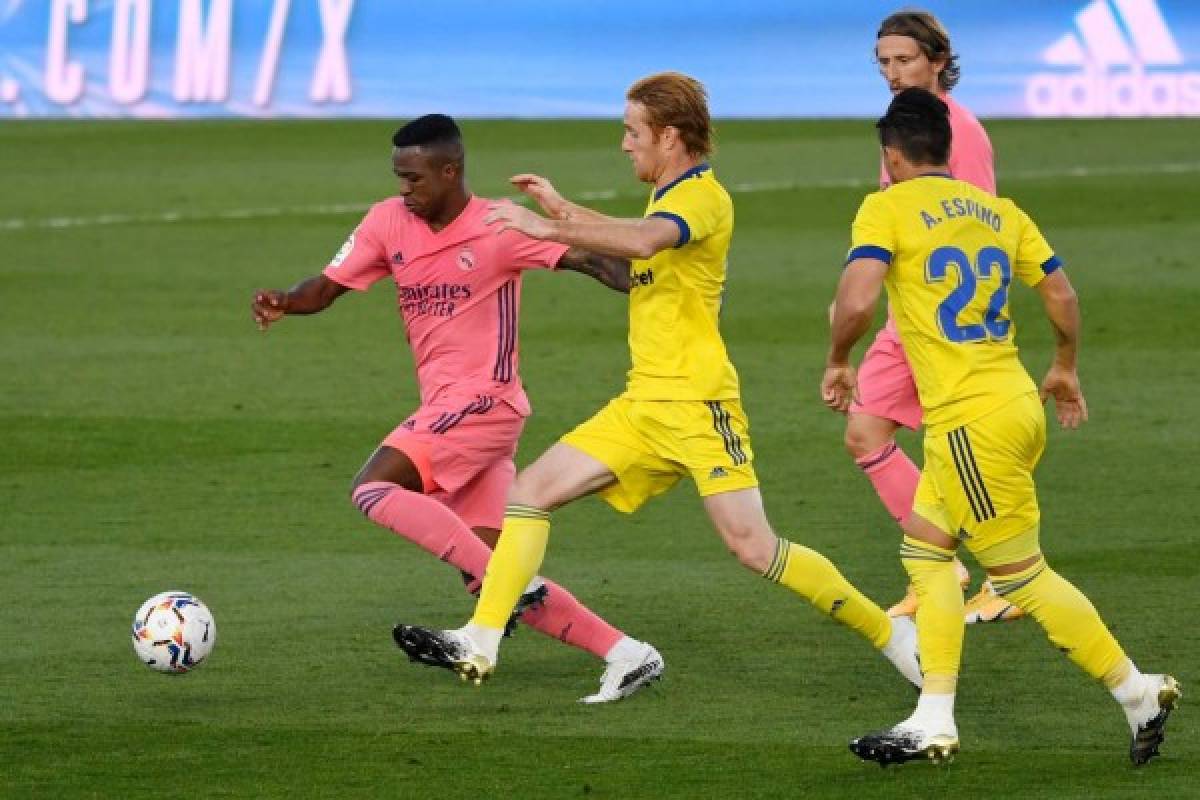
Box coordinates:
[131,591,217,673]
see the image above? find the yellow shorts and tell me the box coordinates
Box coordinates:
[560,396,759,513]
[912,392,1046,553]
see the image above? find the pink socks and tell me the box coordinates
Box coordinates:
[855,441,920,523]
[352,481,622,659]
[522,580,624,658]
[354,481,490,575]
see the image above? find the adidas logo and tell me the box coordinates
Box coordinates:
[708,466,728,479]
[1025,0,1200,116]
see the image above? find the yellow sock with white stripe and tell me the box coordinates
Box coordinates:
[990,557,1130,688]
[901,536,963,694]
[764,538,891,649]
[470,505,550,632]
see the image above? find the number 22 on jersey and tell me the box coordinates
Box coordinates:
[925,245,1012,343]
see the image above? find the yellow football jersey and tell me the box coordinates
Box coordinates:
[848,174,1061,434]
[623,164,741,401]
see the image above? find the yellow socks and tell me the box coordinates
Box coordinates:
[991,559,1130,688]
[901,536,963,694]
[470,505,550,631]
[764,538,891,649]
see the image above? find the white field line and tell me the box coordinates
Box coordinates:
[0,202,371,231]
[2,161,1197,232]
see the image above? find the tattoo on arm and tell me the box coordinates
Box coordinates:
[557,247,631,293]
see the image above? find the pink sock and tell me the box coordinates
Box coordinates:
[855,441,920,523]
[458,576,624,661]
[352,481,490,576]
[521,579,624,660]
[355,482,624,660]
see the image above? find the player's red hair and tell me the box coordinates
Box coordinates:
[626,72,713,159]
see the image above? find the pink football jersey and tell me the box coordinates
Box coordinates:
[323,196,568,414]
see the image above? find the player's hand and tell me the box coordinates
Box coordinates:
[251,289,289,331]
[510,174,568,219]
[821,364,858,414]
[484,200,555,240]
[1040,363,1088,429]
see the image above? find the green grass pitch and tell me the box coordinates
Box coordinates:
[1,118,1196,798]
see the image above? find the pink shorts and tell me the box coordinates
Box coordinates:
[849,326,923,430]
[382,393,524,530]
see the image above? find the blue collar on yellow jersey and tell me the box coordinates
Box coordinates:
[653,163,712,201]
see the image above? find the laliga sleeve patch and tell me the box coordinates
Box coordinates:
[331,231,356,266]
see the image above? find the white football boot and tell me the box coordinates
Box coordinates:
[1124,673,1181,766]
[849,720,959,767]
[579,643,664,704]
[392,624,494,686]
[851,692,958,766]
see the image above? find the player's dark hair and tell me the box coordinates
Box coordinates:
[877,10,960,91]
[627,72,713,158]
[876,88,951,166]
[392,114,464,166]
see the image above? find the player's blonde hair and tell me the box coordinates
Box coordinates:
[626,72,713,159]
[877,10,960,91]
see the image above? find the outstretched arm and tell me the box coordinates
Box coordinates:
[486,201,679,261]
[511,174,618,224]
[823,257,888,412]
[251,274,349,331]
[555,247,630,293]
[1034,269,1088,428]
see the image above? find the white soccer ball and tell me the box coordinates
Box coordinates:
[131,591,217,673]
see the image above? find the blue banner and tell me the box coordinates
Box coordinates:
[1,0,1198,118]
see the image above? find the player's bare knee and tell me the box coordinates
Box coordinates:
[348,462,423,513]
[349,467,398,498]
[348,466,376,502]
[731,539,773,573]
[507,470,553,511]
[845,411,905,460]
[720,522,774,573]
[844,425,880,459]
[348,476,378,517]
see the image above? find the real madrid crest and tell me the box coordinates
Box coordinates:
[457,247,477,272]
